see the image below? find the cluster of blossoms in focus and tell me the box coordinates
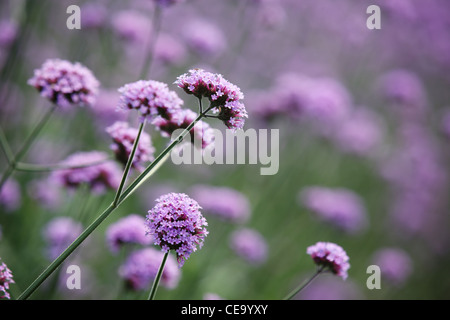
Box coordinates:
[145,193,209,267]
[0,259,14,299]
[175,69,247,130]
[307,242,350,280]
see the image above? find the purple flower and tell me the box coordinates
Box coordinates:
[182,19,226,56]
[229,228,268,265]
[0,178,21,212]
[118,80,183,121]
[27,178,61,210]
[80,3,107,29]
[145,193,208,268]
[106,214,153,254]
[106,121,155,170]
[331,107,384,156]
[90,89,126,125]
[111,10,152,43]
[0,20,18,48]
[306,242,350,280]
[119,248,180,290]
[28,59,100,108]
[371,248,413,286]
[0,259,14,299]
[189,185,251,223]
[154,33,187,66]
[175,69,247,130]
[299,187,367,234]
[377,69,427,118]
[50,151,122,194]
[43,217,83,260]
[153,108,215,148]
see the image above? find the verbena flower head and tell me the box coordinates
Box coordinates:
[152,109,215,149]
[106,214,153,254]
[28,59,99,108]
[190,185,251,223]
[182,19,226,56]
[300,186,367,234]
[118,80,183,121]
[50,151,122,194]
[306,242,350,280]
[0,259,14,300]
[119,248,180,290]
[106,121,155,170]
[145,193,208,267]
[229,228,268,265]
[175,69,247,130]
[43,217,83,260]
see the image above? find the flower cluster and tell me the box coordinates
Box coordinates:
[43,217,83,260]
[371,248,413,286]
[118,80,183,120]
[306,242,350,280]
[50,151,122,194]
[106,214,153,254]
[190,185,251,223]
[145,193,208,267]
[175,69,247,130]
[119,248,180,290]
[152,109,215,149]
[0,259,14,299]
[0,178,21,212]
[28,59,99,108]
[106,121,155,170]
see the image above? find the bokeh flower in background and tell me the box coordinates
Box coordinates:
[50,151,122,194]
[371,248,413,287]
[119,247,180,290]
[0,178,21,212]
[43,217,83,260]
[28,59,100,108]
[229,228,268,265]
[106,214,153,254]
[299,187,368,234]
[190,184,250,224]
[106,121,155,170]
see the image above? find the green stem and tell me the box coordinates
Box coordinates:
[139,6,162,79]
[283,267,324,300]
[112,119,146,207]
[18,107,208,300]
[0,104,57,191]
[0,125,14,163]
[148,251,169,300]
[14,156,113,173]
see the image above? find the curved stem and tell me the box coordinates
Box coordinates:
[0,104,57,191]
[283,266,325,300]
[17,107,208,300]
[148,251,169,300]
[14,156,113,172]
[112,119,146,207]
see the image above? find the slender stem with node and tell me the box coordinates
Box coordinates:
[283,266,325,300]
[148,251,169,300]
